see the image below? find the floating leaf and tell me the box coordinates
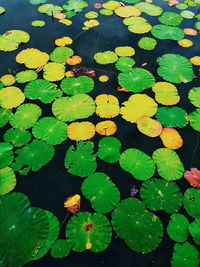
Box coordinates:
[188,219,200,245]
[0,193,49,266]
[99,9,113,15]
[10,104,42,129]
[114,6,141,18]
[67,121,95,141]
[190,56,200,66]
[0,142,14,168]
[140,178,182,213]
[15,70,37,83]
[189,109,200,131]
[137,116,162,137]
[159,128,183,150]
[29,0,47,4]
[180,10,195,19]
[118,68,155,93]
[120,148,155,180]
[126,17,152,34]
[115,57,135,72]
[171,242,199,267]
[97,137,121,163]
[151,25,184,40]
[12,139,54,174]
[94,51,118,64]
[0,109,12,127]
[81,172,120,213]
[38,4,63,15]
[25,79,62,103]
[183,28,198,35]
[43,63,65,81]
[178,39,193,47]
[64,194,81,214]
[0,74,15,86]
[50,240,70,258]
[152,82,180,106]
[84,19,99,28]
[184,168,200,188]
[55,36,73,46]
[32,117,67,145]
[99,75,109,82]
[158,11,183,26]
[66,55,82,65]
[167,214,189,242]
[4,128,31,147]
[114,46,135,57]
[0,6,5,14]
[95,94,120,118]
[63,0,88,12]
[64,141,96,177]
[61,76,94,95]
[112,198,163,253]
[31,20,46,27]
[138,37,157,50]
[16,48,49,69]
[0,86,25,109]
[95,120,117,136]
[85,11,98,18]
[102,1,121,10]
[66,212,112,252]
[0,167,16,195]
[156,107,188,128]
[183,188,200,219]
[135,2,163,16]
[50,47,74,63]
[157,54,194,83]
[152,148,184,181]
[120,94,157,123]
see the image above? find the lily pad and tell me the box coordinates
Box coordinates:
[50,47,74,63]
[81,172,120,213]
[115,57,135,72]
[43,63,65,81]
[114,6,141,18]
[114,46,135,57]
[119,148,155,180]
[138,37,157,50]
[29,0,47,4]
[4,128,31,147]
[151,25,184,40]
[32,117,67,145]
[12,139,54,174]
[63,0,88,12]
[112,198,164,253]
[10,103,42,129]
[50,240,70,258]
[167,214,189,242]
[189,109,200,132]
[158,12,183,26]
[61,76,94,95]
[188,219,200,245]
[15,70,38,83]
[31,20,46,27]
[157,54,194,83]
[135,2,163,16]
[0,108,12,127]
[97,137,121,163]
[183,188,200,219]
[0,86,25,109]
[64,141,97,177]
[94,51,118,64]
[0,192,49,266]
[152,148,184,181]
[66,212,112,252]
[0,142,14,168]
[0,167,16,195]
[52,94,95,122]
[126,17,152,34]
[95,94,120,118]
[188,87,200,107]
[67,121,95,141]
[118,68,155,93]
[38,4,63,15]
[0,6,5,14]
[140,178,182,213]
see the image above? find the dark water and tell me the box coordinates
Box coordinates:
[0,0,200,266]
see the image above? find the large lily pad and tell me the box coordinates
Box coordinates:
[112,198,163,253]
[158,12,183,26]
[97,136,121,163]
[167,214,189,242]
[43,63,65,81]
[61,76,94,95]
[15,70,37,83]
[188,87,200,107]
[50,240,70,258]
[0,167,16,195]
[4,128,31,147]
[81,172,120,213]
[151,25,184,40]
[0,86,25,109]
[135,2,163,16]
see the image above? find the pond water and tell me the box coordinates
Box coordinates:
[0,0,200,266]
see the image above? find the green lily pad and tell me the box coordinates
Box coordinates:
[119,148,155,180]
[0,167,16,195]
[33,210,60,260]
[0,192,49,266]
[183,188,200,219]
[38,4,63,15]
[115,57,135,72]
[176,3,188,9]
[188,87,200,107]
[0,142,14,168]
[140,178,182,213]
[156,107,188,128]
[97,137,121,163]
[60,76,94,95]
[189,109,200,132]
[12,139,54,174]
[29,0,47,4]
[31,20,46,27]
[0,81,3,89]
[63,0,88,12]
[25,79,62,104]
[188,219,200,245]
[64,141,97,177]
[151,25,184,41]
[152,148,184,181]
[0,6,5,14]
[32,117,67,145]
[112,198,164,253]
[0,108,12,127]
[50,240,70,258]
[138,37,157,50]
[171,242,199,267]
[50,47,74,63]
[10,103,42,129]
[100,9,113,16]
[66,212,112,252]
[15,70,38,83]
[102,1,121,10]
[4,128,31,147]
[135,2,163,16]
[52,94,95,122]
[180,10,195,19]
[118,68,155,93]
[81,172,120,213]
[195,21,200,31]
[94,51,118,64]
[158,12,183,26]
[85,11,98,18]
[157,54,194,83]
[167,214,189,242]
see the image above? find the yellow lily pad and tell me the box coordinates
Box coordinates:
[0,86,25,109]
[137,115,162,137]
[159,128,183,150]
[43,62,65,81]
[190,56,200,66]
[55,36,73,46]
[95,94,120,118]
[115,6,141,18]
[114,46,135,57]
[96,120,117,136]
[67,121,95,141]
[0,75,16,86]
[178,39,193,48]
